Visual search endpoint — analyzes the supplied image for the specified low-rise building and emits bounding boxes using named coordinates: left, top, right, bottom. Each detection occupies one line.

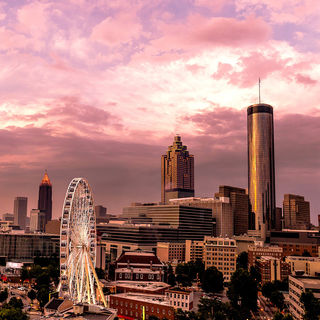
left=255, top=256, right=290, bottom=284
left=109, top=293, right=174, bottom=320
left=288, top=275, right=320, bottom=320
left=203, top=236, right=237, bottom=282
left=157, top=242, right=185, bottom=263
left=112, top=281, right=171, bottom=295
left=248, top=244, right=283, bottom=268
left=165, top=288, right=194, bottom=311
left=185, top=239, right=204, bottom=262
left=114, top=251, right=165, bottom=282
left=285, top=256, right=320, bottom=276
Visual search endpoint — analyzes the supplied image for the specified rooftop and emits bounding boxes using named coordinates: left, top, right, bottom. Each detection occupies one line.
left=113, top=281, right=170, bottom=291
left=111, top=292, right=170, bottom=306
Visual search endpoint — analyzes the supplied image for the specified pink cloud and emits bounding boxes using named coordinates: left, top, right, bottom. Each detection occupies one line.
left=295, top=73, right=317, bottom=85
left=0, top=27, right=30, bottom=50
left=91, top=12, right=143, bottom=46
left=16, top=1, right=50, bottom=39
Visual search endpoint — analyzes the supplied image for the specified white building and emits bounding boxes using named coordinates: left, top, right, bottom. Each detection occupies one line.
left=165, top=288, right=194, bottom=311
left=288, top=275, right=320, bottom=320
left=286, top=256, right=320, bottom=277
left=203, top=236, right=237, bottom=282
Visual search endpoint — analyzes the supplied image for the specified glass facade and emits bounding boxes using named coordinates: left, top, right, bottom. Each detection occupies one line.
left=247, top=104, right=275, bottom=240
left=0, top=233, right=59, bottom=262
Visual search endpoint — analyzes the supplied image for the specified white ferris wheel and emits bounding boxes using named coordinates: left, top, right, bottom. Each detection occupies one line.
left=59, top=177, right=106, bottom=306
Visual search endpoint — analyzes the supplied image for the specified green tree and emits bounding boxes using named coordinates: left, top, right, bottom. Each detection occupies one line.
left=8, top=297, right=24, bottom=309
left=0, top=288, right=8, bottom=303
left=300, top=290, right=320, bottom=320
left=166, top=265, right=176, bottom=287
left=249, top=265, right=261, bottom=283
left=270, top=290, right=284, bottom=310
left=175, top=261, right=205, bottom=284
left=27, top=289, right=37, bottom=303
left=0, top=306, right=28, bottom=320
left=201, top=267, right=224, bottom=293
left=227, top=268, right=258, bottom=319
left=198, top=297, right=228, bottom=320
left=36, top=287, right=50, bottom=308
left=262, top=282, right=275, bottom=299
left=236, top=252, right=248, bottom=270
left=95, top=268, right=106, bottom=279
left=273, top=312, right=294, bottom=320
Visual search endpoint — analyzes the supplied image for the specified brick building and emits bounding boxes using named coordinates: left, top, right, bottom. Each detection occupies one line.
left=248, top=244, right=283, bottom=268
left=157, top=242, right=185, bottom=263
left=255, top=256, right=290, bottom=284
left=109, top=293, right=174, bottom=320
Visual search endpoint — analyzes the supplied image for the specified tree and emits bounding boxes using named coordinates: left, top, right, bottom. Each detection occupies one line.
left=175, top=261, right=205, bottom=285
left=0, top=306, right=28, bottom=320
left=8, top=297, right=24, bottom=309
left=198, top=297, right=227, bottom=320
left=227, top=268, right=258, bottom=319
left=270, top=290, right=284, bottom=310
left=273, top=312, right=294, bottom=320
left=166, top=265, right=176, bottom=287
left=201, top=267, right=224, bottom=293
left=37, top=287, right=50, bottom=308
left=262, top=282, right=275, bottom=299
left=0, top=289, right=8, bottom=303
left=27, top=290, right=36, bottom=303
left=236, top=252, right=248, bottom=270
left=249, top=265, right=261, bottom=283
left=300, top=290, right=320, bottom=320
left=95, top=268, right=106, bottom=279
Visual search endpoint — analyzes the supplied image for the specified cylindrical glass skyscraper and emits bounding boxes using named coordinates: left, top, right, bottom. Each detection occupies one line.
left=247, top=103, right=275, bottom=240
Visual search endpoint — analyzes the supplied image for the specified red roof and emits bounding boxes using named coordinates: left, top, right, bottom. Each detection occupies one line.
left=116, top=251, right=162, bottom=266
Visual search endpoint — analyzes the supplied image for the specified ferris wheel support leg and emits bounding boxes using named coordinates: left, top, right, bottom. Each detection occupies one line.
left=87, top=249, right=108, bottom=308
left=84, top=254, right=91, bottom=305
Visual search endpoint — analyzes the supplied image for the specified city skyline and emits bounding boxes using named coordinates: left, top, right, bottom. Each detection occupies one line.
left=0, top=1, right=319, bottom=222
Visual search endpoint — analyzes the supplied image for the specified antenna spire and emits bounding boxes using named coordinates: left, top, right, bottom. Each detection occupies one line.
left=258, top=78, right=261, bottom=104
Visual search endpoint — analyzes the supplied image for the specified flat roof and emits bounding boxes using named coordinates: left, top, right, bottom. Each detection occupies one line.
left=111, top=293, right=170, bottom=306
left=113, top=281, right=170, bottom=291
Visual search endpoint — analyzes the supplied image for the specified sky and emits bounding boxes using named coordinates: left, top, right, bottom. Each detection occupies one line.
left=0, top=0, right=319, bottom=223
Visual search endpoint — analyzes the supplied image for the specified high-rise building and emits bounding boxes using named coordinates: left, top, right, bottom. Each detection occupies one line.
left=38, top=170, right=52, bottom=224
left=13, top=197, right=28, bottom=229
left=30, top=209, right=46, bottom=232
left=247, top=104, right=276, bottom=240
left=161, top=135, right=194, bottom=204
left=215, top=185, right=250, bottom=235
left=283, top=194, right=310, bottom=230
left=95, top=205, right=107, bottom=218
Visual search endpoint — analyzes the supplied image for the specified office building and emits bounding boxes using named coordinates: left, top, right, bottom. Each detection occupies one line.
left=248, top=244, right=283, bottom=268
left=45, top=219, right=60, bottom=234
left=38, top=170, right=52, bottom=224
left=95, top=205, right=107, bottom=218
left=0, top=231, right=59, bottom=262
left=255, top=256, right=290, bottom=284
left=110, top=293, right=174, bottom=320
left=2, top=213, right=14, bottom=222
left=203, top=236, right=237, bottom=282
left=122, top=203, right=213, bottom=240
left=270, top=230, right=320, bottom=257
left=215, top=185, right=250, bottom=235
left=13, top=197, right=28, bottom=229
left=247, top=104, right=276, bottom=240
left=161, top=135, right=194, bottom=204
left=185, top=239, right=204, bottom=262
left=30, top=209, right=46, bottom=232
left=288, top=275, right=320, bottom=320
left=283, top=194, right=310, bottom=230
left=285, top=256, right=320, bottom=277
left=157, top=242, right=185, bottom=263
left=169, top=197, right=232, bottom=237
left=275, top=207, right=283, bottom=231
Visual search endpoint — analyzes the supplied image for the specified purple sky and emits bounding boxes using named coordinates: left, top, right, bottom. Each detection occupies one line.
left=0, top=0, right=319, bottom=223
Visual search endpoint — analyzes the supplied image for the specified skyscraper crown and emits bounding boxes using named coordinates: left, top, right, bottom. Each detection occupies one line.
left=41, top=170, right=52, bottom=186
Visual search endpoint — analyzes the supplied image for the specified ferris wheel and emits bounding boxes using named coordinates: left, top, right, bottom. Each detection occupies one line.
left=59, top=177, right=106, bottom=307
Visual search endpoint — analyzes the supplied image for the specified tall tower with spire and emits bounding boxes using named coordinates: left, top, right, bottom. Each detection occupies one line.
left=38, top=170, right=52, bottom=225
left=161, top=135, right=194, bottom=204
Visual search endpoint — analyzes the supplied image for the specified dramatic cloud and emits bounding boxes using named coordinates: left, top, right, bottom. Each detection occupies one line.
left=0, top=1, right=319, bottom=224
